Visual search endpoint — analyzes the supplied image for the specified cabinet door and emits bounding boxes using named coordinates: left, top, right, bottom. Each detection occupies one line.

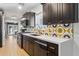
left=47, top=43, right=58, bottom=56
left=25, top=38, right=29, bottom=53
left=62, top=3, right=74, bottom=23
left=34, top=40, right=47, bottom=56
left=23, top=36, right=26, bottom=51
left=43, top=3, right=51, bottom=25
left=51, top=3, right=63, bottom=23
left=17, top=34, right=21, bottom=48
left=28, top=39, right=34, bottom=56
left=23, top=36, right=29, bottom=53
left=50, top=3, right=58, bottom=23
left=58, top=3, right=63, bottom=23
left=25, top=36, right=29, bottom=53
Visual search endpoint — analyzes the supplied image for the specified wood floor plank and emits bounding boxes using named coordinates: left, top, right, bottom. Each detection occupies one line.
left=0, top=36, right=29, bottom=56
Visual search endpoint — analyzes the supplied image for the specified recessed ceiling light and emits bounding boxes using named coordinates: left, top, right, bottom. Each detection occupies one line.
left=18, top=5, right=22, bottom=10
left=18, top=3, right=24, bottom=10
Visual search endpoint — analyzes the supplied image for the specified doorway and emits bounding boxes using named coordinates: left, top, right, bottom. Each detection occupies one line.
left=8, top=25, right=14, bottom=35
left=7, top=23, right=18, bottom=38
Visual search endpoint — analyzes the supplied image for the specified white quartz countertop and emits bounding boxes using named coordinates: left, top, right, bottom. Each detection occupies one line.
left=22, top=33, right=71, bottom=44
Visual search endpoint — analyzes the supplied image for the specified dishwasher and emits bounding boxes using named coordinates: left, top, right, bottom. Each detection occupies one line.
left=34, top=40, right=58, bottom=56
left=34, top=40, right=48, bottom=56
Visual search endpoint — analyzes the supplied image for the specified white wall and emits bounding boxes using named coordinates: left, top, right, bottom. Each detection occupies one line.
left=30, top=16, right=35, bottom=27
left=73, top=23, right=79, bottom=56
left=2, top=15, right=5, bottom=46
left=18, top=20, right=20, bottom=32
left=18, top=18, right=22, bottom=32
left=73, top=4, right=79, bottom=56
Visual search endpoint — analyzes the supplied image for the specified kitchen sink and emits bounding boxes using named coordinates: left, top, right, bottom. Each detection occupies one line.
left=24, top=31, right=33, bottom=33
left=31, top=33, right=40, bottom=36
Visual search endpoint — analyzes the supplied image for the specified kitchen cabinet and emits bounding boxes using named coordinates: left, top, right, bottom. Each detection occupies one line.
left=43, top=3, right=51, bottom=24
left=34, top=39, right=58, bottom=56
left=62, top=3, right=78, bottom=23
left=23, top=35, right=26, bottom=50
left=23, top=35, right=29, bottom=53
left=28, top=38, right=34, bottom=56
left=21, top=19, right=29, bottom=28
left=50, top=3, right=58, bottom=23
left=63, top=4, right=73, bottom=20
left=22, top=34, right=73, bottom=56
left=34, top=40, right=48, bottom=56
left=0, top=9, right=4, bottom=47
left=22, top=35, right=58, bottom=56
left=42, top=3, right=78, bottom=24
left=22, top=12, right=35, bottom=27
left=57, top=3, right=63, bottom=22
left=23, top=35, right=34, bottom=56
left=17, top=33, right=23, bottom=48
left=47, top=43, right=58, bottom=56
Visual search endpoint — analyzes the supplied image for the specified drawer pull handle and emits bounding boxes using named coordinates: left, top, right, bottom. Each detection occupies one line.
left=49, top=47, right=55, bottom=50
left=35, top=41, right=47, bottom=46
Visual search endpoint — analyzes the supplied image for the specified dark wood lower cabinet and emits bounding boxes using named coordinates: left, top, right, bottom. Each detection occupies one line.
left=34, top=40, right=47, bottom=56
left=28, top=39, right=34, bottom=56
left=23, top=35, right=34, bottom=56
left=23, top=35, right=29, bottom=54
left=47, top=51, right=56, bottom=56
left=22, top=35, right=58, bottom=56
left=47, top=43, right=58, bottom=56
left=17, top=33, right=23, bottom=48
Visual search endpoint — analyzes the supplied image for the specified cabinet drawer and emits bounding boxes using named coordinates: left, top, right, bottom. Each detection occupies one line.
left=47, top=51, right=56, bottom=56
left=47, top=43, right=58, bottom=53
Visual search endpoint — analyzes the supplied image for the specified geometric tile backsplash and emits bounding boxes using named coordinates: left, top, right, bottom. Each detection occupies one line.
left=33, top=24, right=73, bottom=39
left=51, top=24, right=73, bottom=39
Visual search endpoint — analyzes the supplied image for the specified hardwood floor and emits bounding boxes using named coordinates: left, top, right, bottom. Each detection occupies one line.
left=0, top=36, right=29, bottom=56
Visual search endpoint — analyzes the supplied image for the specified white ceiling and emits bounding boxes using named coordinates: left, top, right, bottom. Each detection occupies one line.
left=0, top=3, right=40, bottom=20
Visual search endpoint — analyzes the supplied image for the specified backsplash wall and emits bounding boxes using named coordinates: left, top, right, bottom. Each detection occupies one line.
left=33, top=24, right=73, bottom=39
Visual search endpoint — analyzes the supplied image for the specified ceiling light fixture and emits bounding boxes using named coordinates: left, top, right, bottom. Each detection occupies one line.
left=18, top=5, right=22, bottom=10
left=18, top=3, right=24, bottom=10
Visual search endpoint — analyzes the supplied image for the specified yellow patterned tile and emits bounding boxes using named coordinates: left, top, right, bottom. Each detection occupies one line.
left=70, top=28, right=73, bottom=34
left=33, top=24, right=72, bottom=39
left=56, top=27, right=64, bottom=35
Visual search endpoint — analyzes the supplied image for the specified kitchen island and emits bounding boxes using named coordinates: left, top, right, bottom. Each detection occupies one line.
left=17, top=32, right=73, bottom=56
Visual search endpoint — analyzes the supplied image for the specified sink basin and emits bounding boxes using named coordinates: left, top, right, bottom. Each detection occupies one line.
left=31, top=34, right=40, bottom=36
left=24, top=31, right=33, bottom=33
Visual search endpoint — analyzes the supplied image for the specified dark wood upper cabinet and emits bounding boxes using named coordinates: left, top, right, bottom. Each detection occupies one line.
left=50, top=3, right=58, bottom=23
left=49, top=3, right=63, bottom=23
left=62, top=3, right=74, bottom=23
left=43, top=3, right=51, bottom=25
left=58, top=3, right=63, bottom=22
left=63, top=4, right=72, bottom=19
left=22, top=12, right=35, bottom=27
left=42, top=3, right=78, bottom=24
left=62, top=3, right=78, bottom=23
